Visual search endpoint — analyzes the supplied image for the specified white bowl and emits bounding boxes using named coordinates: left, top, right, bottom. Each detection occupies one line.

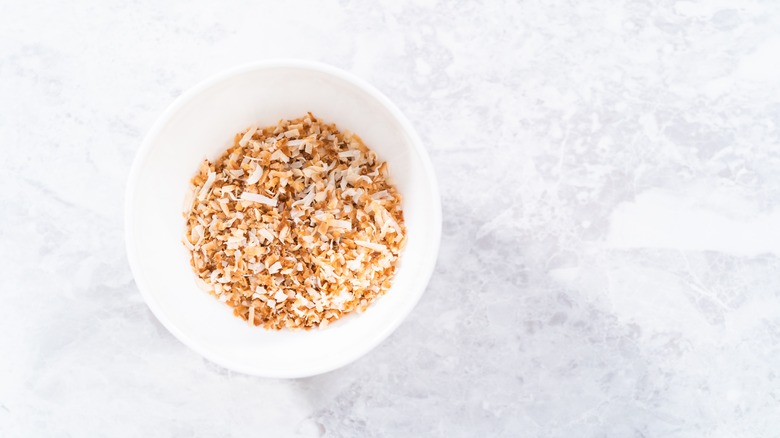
left=125, top=60, right=441, bottom=378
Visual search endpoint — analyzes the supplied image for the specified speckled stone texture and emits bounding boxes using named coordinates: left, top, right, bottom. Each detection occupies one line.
left=2, top=0, right=780, bottom=436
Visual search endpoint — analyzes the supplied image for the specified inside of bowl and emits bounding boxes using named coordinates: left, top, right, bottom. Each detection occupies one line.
left=127, top=64, right=440, bottom=377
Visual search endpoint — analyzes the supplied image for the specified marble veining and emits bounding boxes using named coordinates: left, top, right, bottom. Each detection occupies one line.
left=2, top=0, right=780, bottom=436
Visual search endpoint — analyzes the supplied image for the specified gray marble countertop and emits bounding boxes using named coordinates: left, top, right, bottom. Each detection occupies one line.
left=3, top=0, right=780, bottom=436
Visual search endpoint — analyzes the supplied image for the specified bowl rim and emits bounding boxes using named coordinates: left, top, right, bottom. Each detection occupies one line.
left=124, top=59, right=442, bottom=378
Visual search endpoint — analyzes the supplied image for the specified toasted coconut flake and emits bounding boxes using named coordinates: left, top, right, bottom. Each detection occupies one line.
left=245, top=165, right=264, bottom=185
left=338, top=150, right=361, bottom=159
left=270, top=149, right=290, bottom=163
left=329, top=219, right=352, bottom=230
left=274, top=290, right=288, bottom=302
left=248, top=306, right=255, bottom=326
left=268, top=261, right=283, bottom=274
left=240, top=191, right=276, bottom=206
left=257, top=227, right=275, bottom=242
left=182, top=234, right=195, bottom=250
left=279, top=226, right=289, bottom=242
left=354, top=240, right=387, bottom=252
left=239, top=126, right=258, bottom=147
left=371, top=190, right=391, bottom=200
left=302, top=189, right=316, bottom=206
left=198, top=171, right=216, bottom=201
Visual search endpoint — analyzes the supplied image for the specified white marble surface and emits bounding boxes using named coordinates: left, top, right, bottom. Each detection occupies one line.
left=2, top=0, right=780, bottom=436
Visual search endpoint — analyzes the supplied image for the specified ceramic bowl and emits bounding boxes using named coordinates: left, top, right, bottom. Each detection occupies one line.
left=125, top=60, right=441, bottom=378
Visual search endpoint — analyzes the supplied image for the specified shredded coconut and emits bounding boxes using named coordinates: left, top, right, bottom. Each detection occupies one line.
left=183, top=114, right=406, bottom=330
left=239, top=191, right=276, bottom=206
left=245, top=164, right=263, bottom=185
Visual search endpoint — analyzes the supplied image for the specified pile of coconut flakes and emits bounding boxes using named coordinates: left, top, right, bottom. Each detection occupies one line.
left=183, top=113, right=406, bottom=330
